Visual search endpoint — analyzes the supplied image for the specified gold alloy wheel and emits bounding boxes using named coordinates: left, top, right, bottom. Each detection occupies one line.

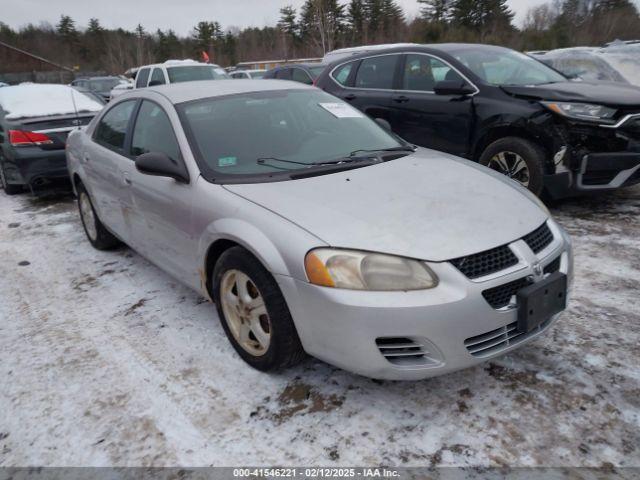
left=220, top=269, right=271, bottom=356
left=488, top=151, right=530, bottom=188
left=79, top=192, right=98, bottom=241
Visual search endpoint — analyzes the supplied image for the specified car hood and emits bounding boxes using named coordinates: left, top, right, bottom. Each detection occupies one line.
left=501, top=81, right=640, bottom=107
left=224, top=150, right=548, bottom=262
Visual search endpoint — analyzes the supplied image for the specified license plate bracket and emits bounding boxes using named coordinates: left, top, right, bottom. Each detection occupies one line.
left=517, top=272, right=567, bottom=333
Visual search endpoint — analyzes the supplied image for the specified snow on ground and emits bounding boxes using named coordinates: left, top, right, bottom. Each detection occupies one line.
left=0, top=187, right=639, bottom=468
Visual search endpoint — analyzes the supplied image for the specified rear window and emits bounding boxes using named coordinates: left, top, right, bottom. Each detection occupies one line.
left=94, top=100, right=136, bottom=151
left=167, top=66, right=228, bottom=83
left=136, top=68, right=150, bottom=88
left=309, top=66, right=326, bottom=77
left=331, top=62, right=354, bottom=86
left=89, top=79, right=121, bottom=92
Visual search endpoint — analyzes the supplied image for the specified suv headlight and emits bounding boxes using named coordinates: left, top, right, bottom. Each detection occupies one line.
left=304, top=248, right=438, bottom=291
left=541, top=101, right=617, bottom=122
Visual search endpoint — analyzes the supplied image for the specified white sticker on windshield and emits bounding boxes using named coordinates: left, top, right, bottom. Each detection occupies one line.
left=319, top=102, right=364, bottom=118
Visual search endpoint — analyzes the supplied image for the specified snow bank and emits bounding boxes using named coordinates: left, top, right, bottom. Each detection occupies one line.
left=0, top=83, right=104, bottom=120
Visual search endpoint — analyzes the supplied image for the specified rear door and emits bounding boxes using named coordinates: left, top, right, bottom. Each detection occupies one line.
left=127, top=99, right=197, bottom=283
left=335, top=54, right=401, bottom=123
left=390, top=53, right=474, bottom=157
left=85, top=100, right=138, bottom=239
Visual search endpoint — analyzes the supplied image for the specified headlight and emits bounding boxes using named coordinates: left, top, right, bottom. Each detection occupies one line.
left=304, top=248, right=438, bottom=291
left=541, top=102, right=617, bottom=122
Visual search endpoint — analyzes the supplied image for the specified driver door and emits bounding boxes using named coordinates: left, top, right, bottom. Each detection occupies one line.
left=389, top=54, right=474, bottom=157
left=127, top=99, right=198, bottom=285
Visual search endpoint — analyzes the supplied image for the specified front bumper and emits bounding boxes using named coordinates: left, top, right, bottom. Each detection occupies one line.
left=546, top=152, right=640, bottom=198
left=278, top=220, right=573, bottom=380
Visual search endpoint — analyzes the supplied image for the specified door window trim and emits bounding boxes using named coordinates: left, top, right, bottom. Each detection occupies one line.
left=397, top=52, right=480, bottom=96
left=329, top=52, right=480, bottom=96
left=329, top=53, right=402, bottom=92
left=91, top=98, right=140, bottom=155
left=128, top=98, right=190, bottom=182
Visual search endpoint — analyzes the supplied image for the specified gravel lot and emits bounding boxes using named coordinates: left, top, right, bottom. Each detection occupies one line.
left=0, top=187, right=639, bottom=468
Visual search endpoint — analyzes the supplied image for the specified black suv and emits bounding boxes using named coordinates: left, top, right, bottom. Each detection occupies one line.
left=316, top=43, right=640, bottom=198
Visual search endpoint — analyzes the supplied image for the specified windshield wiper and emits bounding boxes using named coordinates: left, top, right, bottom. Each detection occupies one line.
left=256, top=157, right=306, bottom=170
left=311, top=146, right=416, bottom=166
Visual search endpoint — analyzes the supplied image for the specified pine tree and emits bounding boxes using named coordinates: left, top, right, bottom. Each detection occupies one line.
left=87, top=18, right=104, bottom=36
left=300, top=0, right=345, bottom=54
left=347, top=0, right=366, bottom=44
left=418, top=0, right=451, bottom=23
left=57, top=15, right=78, bottom=43
left=380, top=0, right=404, bottom=38
left=278, top=6, right=299, bottom=58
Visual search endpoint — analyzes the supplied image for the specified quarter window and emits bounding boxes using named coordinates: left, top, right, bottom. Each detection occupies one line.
left=131, top=101, right=181, bottom=162
left=403, top=54, right=464, bottom=91
left=355, top=55, right=398, bottom=90
left=332, top=62, right=354, bottom=86
left=291, top=68, right=313, bottom=85
left=94, top=100, right=136, bottom=151
left=135, top=68, right=150, bottom=88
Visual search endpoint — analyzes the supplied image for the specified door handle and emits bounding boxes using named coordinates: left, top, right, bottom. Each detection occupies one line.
left=82, top=154, right=90, bottom=163
left=393, top=95, right=410, bottom=103
left=122, top=172, right=132, bottom=186
left=344, top=93, right=357, bottom=101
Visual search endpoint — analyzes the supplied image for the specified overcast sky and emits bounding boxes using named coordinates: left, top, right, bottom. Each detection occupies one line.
left=5, top=0, right=568, bottom=35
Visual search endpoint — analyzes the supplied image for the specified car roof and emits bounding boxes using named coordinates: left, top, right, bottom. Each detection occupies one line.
left=126, top=79, right=313, bottom=104
left=138, top=61, right=222, bottom=69
left=278, top=63, right=326, bottom=69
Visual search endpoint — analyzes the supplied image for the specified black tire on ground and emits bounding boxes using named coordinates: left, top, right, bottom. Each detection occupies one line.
left=0, top=162, right=23, bottom=195
left=76, top=181, right=121, bottom=250
left=479, top=137, right=546, bottom=196
left=212, top=246, right=306, bottom=372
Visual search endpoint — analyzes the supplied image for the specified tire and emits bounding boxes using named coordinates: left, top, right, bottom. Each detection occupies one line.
left=76, top=182, right=120, bottom=250
left=0, top=162, right=23, bottom=195
left=212, top=246, right=305, bottom=372
left=479, top=137, right=546, bottom=196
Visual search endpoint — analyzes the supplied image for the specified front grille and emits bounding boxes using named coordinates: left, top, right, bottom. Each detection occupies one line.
left=450, top=245, right=518, bottom=279
left=544, top=256, right=561, bottom=274
left=482, top=277, right=532, bottom=309
left=522, top=222, right=554, bottom=253
left=376, top=337, right=432, bottom=366
left=464, top=318, right=552, bottom=357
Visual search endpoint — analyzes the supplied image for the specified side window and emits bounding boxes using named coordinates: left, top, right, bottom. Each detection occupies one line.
left=355, top=55, right=398, bottom=90
left=94, top=100, right=137, bottom=151
left=149, top=68, right=166, bottom=86
left=275, top=68, right=291, bottom=80
left=331, top=62, right=354, bottom=86
left=291, top=68, right=313, bottom=85
left=403, top=54, right=464, bottom=91
left=131, top=101, right=181, bottom=162
left=135, top=68, right=150, bottom=88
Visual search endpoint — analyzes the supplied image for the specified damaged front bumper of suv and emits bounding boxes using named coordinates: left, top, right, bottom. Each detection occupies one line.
left=545, top=113, right=640, bottom=198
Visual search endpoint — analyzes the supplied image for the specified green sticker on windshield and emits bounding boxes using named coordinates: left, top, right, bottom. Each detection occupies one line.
left=218, top=156, right=237, bottom=167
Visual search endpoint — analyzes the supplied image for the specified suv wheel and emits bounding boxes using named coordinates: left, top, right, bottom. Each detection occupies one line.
left=479, top=137, right=545, bottom=196
left=212, top=246, right=305, bottom=371
left=77, top=182, right=120, bottom=250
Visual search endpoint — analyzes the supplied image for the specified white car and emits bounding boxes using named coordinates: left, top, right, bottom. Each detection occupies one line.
left=230, top=69, right=267, bottom=79
left=133, top=60, right=229, bottom=89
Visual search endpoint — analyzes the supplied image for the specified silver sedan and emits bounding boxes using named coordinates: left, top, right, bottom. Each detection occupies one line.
left=66, top=80, right=573, bottom=380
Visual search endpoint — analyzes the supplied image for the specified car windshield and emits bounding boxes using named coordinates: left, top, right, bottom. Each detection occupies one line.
left=178, top=89, right=404, bottom=181
left=89, top=78, right=121, bottom=92
left=453, top=47, right=567, bottom=86
left=167, top=65, right=228, bottom=83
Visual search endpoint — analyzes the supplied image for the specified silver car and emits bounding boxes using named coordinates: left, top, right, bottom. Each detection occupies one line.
left=66, top=80, right=573, bottom=380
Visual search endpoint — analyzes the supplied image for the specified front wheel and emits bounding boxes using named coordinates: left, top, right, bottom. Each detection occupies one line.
left=212, top=246, right=305, bottom=371
left=479, top=137, right=546, bottom=196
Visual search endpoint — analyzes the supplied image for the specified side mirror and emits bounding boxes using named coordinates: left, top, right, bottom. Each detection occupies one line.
left=374, top=118, right=392, bottom=131
left=434, top=80, right=476, bottom=96
left=135, top=152, right=189, bottom=183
